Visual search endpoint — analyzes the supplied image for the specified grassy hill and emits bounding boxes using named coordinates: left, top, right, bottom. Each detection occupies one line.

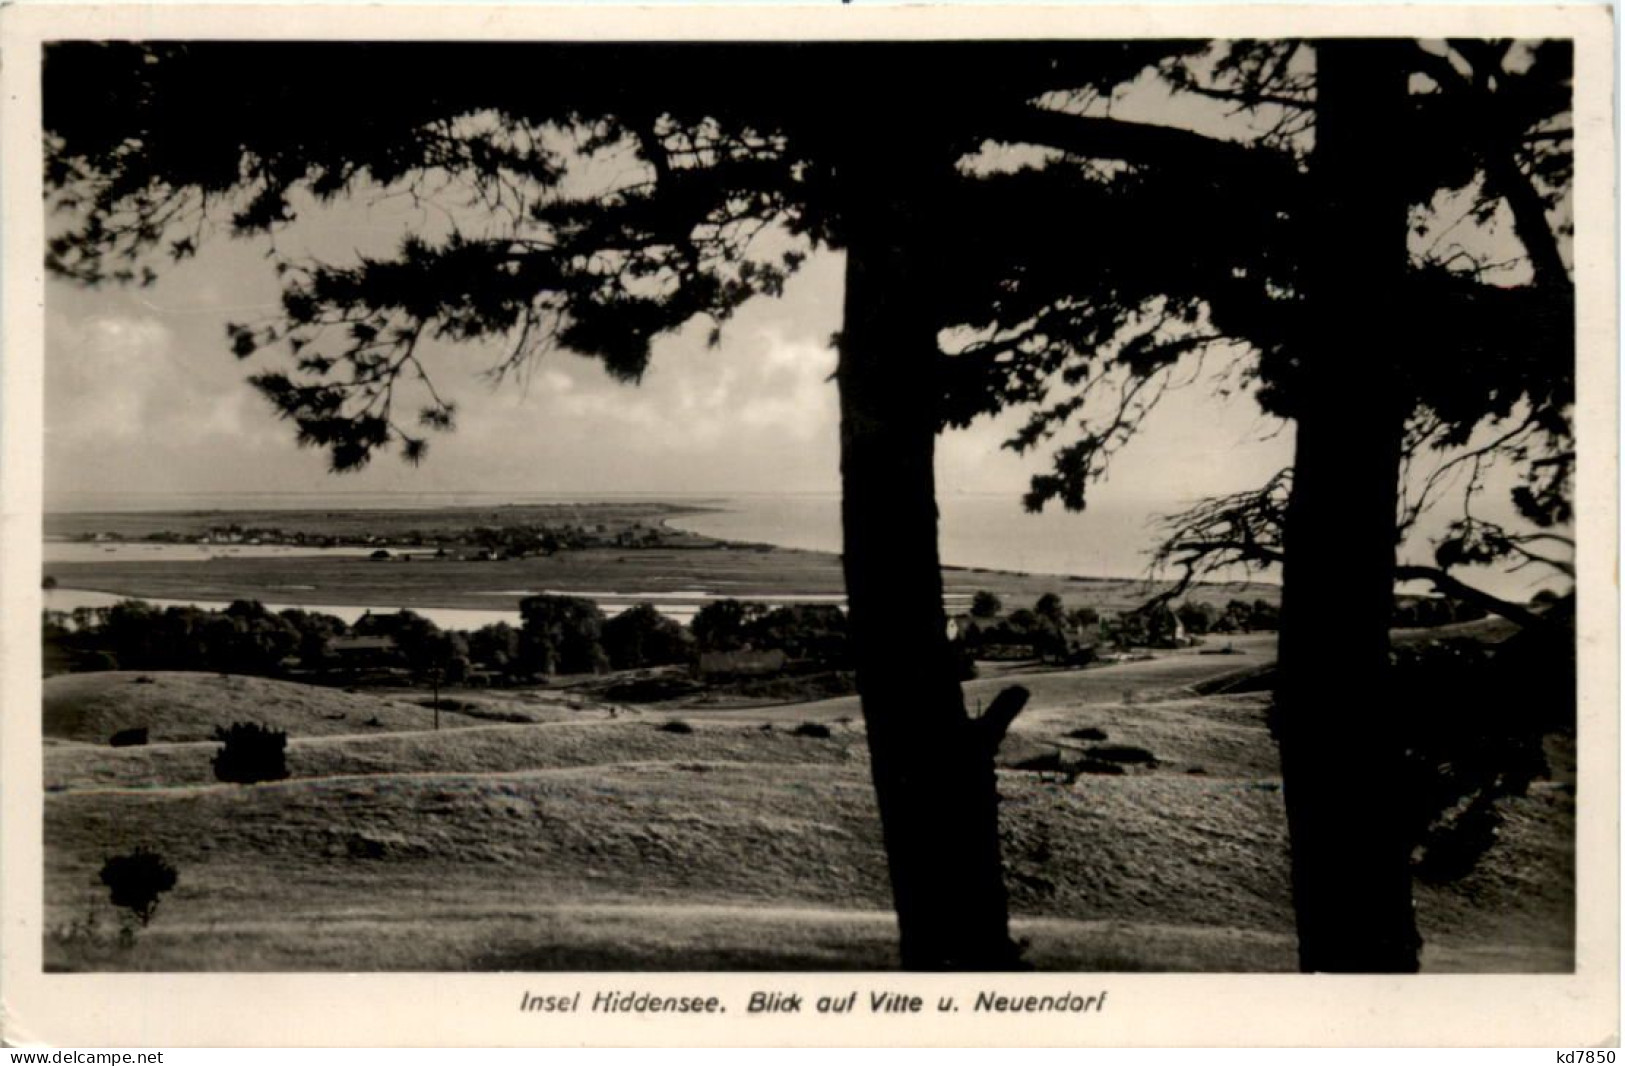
left=42, top=640, right=1573, bottom=973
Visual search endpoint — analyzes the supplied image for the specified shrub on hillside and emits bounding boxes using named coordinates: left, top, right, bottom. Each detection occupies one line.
left=657, top=720, right=694, bottom=734
left=99, top=846, right=178, bottom=928
left=1086, top=744, right=1158, bottom=766
left=109, top=727, right=149, bottom=748
left=211, top=722, right=289, bottom=784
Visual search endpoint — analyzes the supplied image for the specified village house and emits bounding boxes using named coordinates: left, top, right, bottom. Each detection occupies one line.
left=328, top=634, right=400, bottom=670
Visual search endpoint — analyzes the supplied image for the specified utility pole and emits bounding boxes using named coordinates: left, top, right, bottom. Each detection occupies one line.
left=429, top=666, right=442, bottom=731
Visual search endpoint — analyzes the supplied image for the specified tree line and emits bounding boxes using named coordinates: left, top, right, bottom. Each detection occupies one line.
left=47, top=586, right=1324, bottom=681
left=42, top=595, right=856, bottom=682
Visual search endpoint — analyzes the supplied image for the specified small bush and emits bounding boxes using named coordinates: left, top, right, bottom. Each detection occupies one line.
left=1065, top=726, right=1108, bottom=741
left=132, top=675, right=156, bottom=685
left=109, top=727, right=149, bottom=748
left=211, top=722, right=289, bottom=784
left=657, top=720, right=694, bottom=734
left=791, top=722, right=832, bottom=739
left=418, top=697, right=479, bottom=712
left=99, top=847, right=177, bottom=928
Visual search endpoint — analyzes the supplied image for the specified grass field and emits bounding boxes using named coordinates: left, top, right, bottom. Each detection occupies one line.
left=42, top=634, right=1574, bottom=973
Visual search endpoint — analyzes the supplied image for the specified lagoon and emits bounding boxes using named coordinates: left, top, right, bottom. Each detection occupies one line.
left=43, top=586, right=976, bottom=630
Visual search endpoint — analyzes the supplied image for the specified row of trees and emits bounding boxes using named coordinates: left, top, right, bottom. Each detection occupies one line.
left=44, top=37, right=1575, bottom=971
left=45, top=600, right=322, bottom=675
left=968, top=589, right=1285, bottom=646
left=51, top=582, right=1462, bottom=679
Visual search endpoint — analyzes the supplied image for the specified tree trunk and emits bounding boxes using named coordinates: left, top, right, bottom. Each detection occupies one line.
left=833, top=109, right=1022, bottom=971
left=1275, top=40, right=1421, bottom=972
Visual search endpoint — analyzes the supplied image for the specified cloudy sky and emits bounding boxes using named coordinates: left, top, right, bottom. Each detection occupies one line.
left=43, top=200, right=1294, bottom=512
left=39, top=41, right=1557, bottom=601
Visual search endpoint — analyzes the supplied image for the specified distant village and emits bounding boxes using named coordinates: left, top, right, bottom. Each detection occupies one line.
left=948, top=590, right=1280, bottom=668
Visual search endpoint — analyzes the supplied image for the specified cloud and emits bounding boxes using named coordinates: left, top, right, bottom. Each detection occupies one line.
left=732, top=329, right=838, bottom=437
left=503, top=320, right=838, bottom=459
left=43, top=227, right=1288, bottom=510
left=47, top=311, right=178, bottom=440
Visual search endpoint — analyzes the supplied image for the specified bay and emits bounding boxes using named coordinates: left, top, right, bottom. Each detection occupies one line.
left=47, top=488, right=1185, bottom=582
left=667, top=492, right=1183, bottom=583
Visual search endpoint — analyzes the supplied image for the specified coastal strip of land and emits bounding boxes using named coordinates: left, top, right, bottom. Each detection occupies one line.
left=44, top=504, right=1280, bottom=616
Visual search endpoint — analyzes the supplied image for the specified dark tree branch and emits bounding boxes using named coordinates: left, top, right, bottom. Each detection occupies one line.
left=1145, top=468, right=1292, bottom=601
left=1404, top=41, right=1571, bottom=289
left=1393, top=564, right=1548, bottom=630
left=1167, top=82, right=1312, bottom=112
left=972, top=685, right=1031, bottom=755
left=989, top=106, right=1302, bottom=191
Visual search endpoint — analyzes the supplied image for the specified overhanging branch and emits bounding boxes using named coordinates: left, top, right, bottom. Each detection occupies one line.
left=988, top=106, right=1302, bottom=195
left=1393, top=564, right=1548, bottom=631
